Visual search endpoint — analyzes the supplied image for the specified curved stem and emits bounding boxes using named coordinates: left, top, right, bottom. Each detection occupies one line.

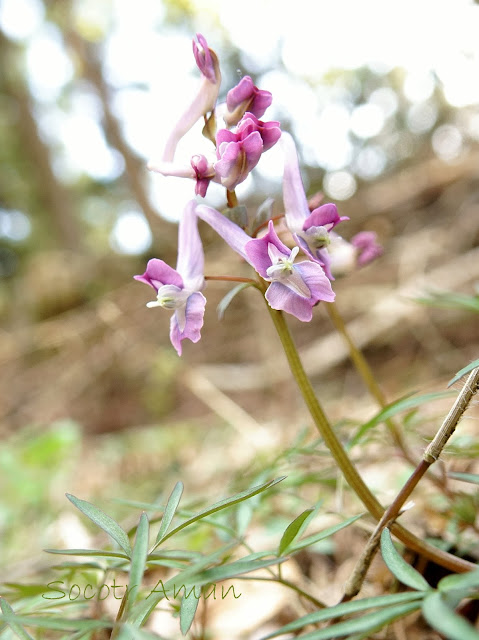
left=265, top=301, right=475, bottom=573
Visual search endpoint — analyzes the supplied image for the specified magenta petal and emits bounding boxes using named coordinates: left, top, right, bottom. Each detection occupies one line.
left=226, top=76, right=255, bottom=110
left=215, top=131, right=262, bottom=190
left=245, top=220, right=290, bottom=277
left=294, top=261, right=335, bottom=302
left=304, top=203, right=348, bottom=231
left=192, top=33, right=216, bottom=83
left=216, top=128, right=238, bottom=149
left=265, top=282, right=314, bottom=322
left=134, top=258, right=184, bottom=292
left=169, top=291, right=206, bottom=355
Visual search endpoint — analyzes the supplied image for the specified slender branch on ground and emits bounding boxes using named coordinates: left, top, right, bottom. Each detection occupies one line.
left=342, top=366, right=479, bottom=600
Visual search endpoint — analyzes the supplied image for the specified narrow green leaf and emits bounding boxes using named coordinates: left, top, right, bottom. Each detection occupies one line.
left=0, top=598, right=35, bottom=640
left=423, top=591, right=479, bottom=640
left=66, top=494, right=132, bottom=557
left=125, top=512, right=149, bottom=615
left=448, top=360, right=479, bottom=387
left=192, top=556, right=287, bottom=585
left=131, top=542, right=238, bottom=625
left=349, top=391, right=455, bottom=448
left=264, top=591, right=425, bottom=638
left=279, top=508, right=314, bottom=555
left=380, top=529, right=430, bottom=591
left=448, top=471, right=479, bottom=485
left=153, top=477, right=286, bottom=549
left=289, top=513, right=364, bottom=554
left=117, top=624, right=166, bottom=639
left=0, top=613, right=107, bottom=632
left=179, top=593, right=200, bottom=635
left=415, top=291, right=479, bottom=313
left=44, top=548, right=129, bottom=560
left=217, top=283, right=254, bottom=320
left=280, top=602, right=421, bottom=640
left=438, top=569, right=479, bottom=595
left=155, top=482, right=184, bottom=544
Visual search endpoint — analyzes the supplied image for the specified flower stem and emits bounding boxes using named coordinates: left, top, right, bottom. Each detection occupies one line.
left=265, top=301, right=475, bottom=573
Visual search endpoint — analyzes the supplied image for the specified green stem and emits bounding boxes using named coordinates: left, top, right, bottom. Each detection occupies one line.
left=265, top=302, right=475, bottom=573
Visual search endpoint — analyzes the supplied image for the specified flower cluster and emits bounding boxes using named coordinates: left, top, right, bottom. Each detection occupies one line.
left=136, top=35, right=381, bottom=355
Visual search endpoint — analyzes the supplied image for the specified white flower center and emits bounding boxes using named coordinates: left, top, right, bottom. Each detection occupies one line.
left=303, top=225, right=330, bottom=250
left=265, top=244, right=310, bottom=298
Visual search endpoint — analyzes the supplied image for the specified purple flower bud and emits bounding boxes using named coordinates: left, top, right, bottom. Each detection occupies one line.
left=191, top=154, right=216, bottom=197
left=225, top=76, right=273, bottom=126
left=214, top=114, right=281, bottom=190
left=192, top=33, right=217, bottom=83
left=215, top=130, right=263, bottom=190
left=236, top=112, right=281, bottom=152
left=351, top=231, right=383, bottom=266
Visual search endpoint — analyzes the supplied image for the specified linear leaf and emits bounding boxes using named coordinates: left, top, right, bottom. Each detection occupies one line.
left=438, top=569, right=479, bottom=595
left=0, top=614, right=107, bottom=632
left=131, top=542, right=238, bottom=625
left=125, top=512, right=149, bottom=616
left=0, top=598, right=35, bottom=640
left=279, top=508, right=314, bottom=555
left=217, top=283, right=254, bottom=320
left=44, top=548, right=129, bottom=560
left=380, top=529, right=430, bottom=591
left=153, top=477, right=286, bottom=549
left=155, top=482, right=184, bottom=544
left=349, top=391, right=454, bottom=448
left=180, top=593, right=200, bottom=635
left=289, top=513, right=364, bottom=554
left=448, top=361, right=479, bottom=387
left=66, top=494, right=131, bottom=557
left=423, top=591, right=479, bottom=640
left=192, top=556, right=287, bottom=585
left=264, top=591, right=425, bottom=638
left=448, top=471, right=479, bottom=486
left=282, top=602, right=420, bottom=640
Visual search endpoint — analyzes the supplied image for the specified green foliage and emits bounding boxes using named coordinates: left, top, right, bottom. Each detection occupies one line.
left=380, top=529, right=431, bottom=591
left=349, top=391, right=455, bottom=447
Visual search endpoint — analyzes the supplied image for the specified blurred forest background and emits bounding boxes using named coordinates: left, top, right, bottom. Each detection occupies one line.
left=1, top=0, right=479, bottom=629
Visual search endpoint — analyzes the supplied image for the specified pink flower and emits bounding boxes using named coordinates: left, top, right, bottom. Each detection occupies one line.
left=225, top=76, right=272, bottom=126
left=134, top=202, right=206, bottom=355
left=215, top=113, right=281, bottom=190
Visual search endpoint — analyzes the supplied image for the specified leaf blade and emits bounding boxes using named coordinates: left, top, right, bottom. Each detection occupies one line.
left=66, top=494, right=131, bottom=557
left=423, top=591, right=479, bottom=640
left=380, top=529, right=430, bottom=591
left=155, top=482, right=184, bottom=544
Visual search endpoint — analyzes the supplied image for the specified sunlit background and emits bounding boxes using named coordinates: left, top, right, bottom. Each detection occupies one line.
left=1, top=0, right=479, bottom=257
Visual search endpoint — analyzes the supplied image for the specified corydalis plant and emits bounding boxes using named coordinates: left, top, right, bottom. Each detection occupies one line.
left=137, top=34, right=381, bottom=348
